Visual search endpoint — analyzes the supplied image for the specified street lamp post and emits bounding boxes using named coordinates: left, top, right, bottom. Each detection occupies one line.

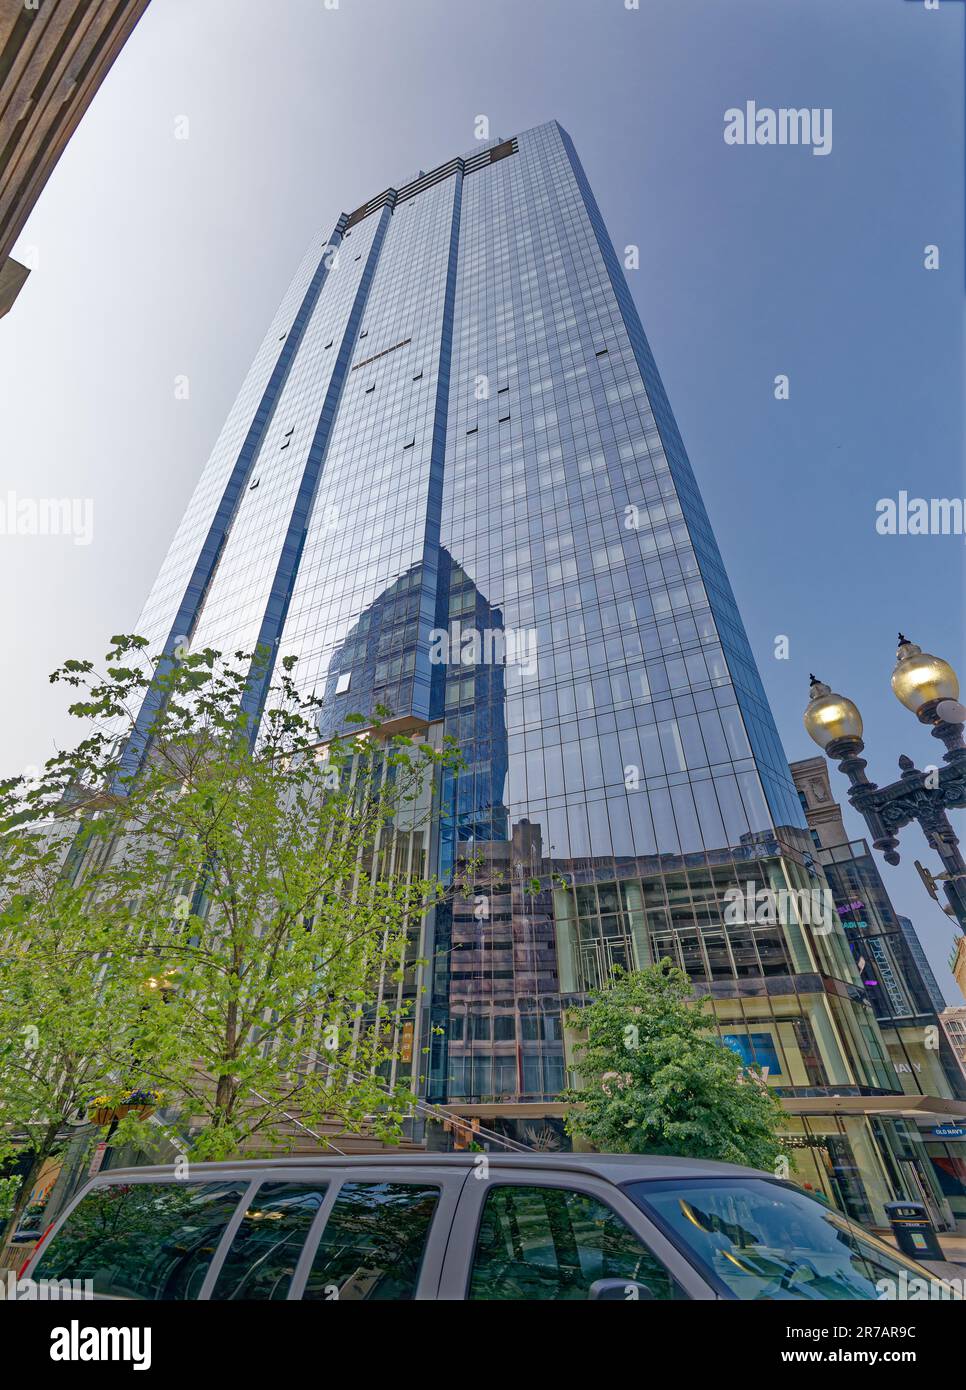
left=803, top=635, right=966, bottom=932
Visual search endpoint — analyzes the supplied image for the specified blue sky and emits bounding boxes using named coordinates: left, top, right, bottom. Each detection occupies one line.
left=0, top=0, right=962, bottom=993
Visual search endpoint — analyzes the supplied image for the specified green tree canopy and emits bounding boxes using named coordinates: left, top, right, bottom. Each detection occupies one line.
left=0, top=635, right=461, bottom=1222
left=564, top=960, right=788, bottom=1172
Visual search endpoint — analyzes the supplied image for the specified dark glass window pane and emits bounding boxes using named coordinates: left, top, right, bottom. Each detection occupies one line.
left=210, top=1183, right=328, bottom=1301
left=468, top=1185, right=687, bottom=1301
left=303, top=1182, right=439, bottom=1301
left=33, top=1182, right=246, bottom=1299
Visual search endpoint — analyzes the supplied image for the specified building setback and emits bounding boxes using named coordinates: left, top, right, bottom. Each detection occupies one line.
left=125, top=120, right=961, bottom=1226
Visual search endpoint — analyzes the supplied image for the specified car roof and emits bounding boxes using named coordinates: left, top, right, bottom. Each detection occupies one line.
left=93, top=1151, right=769, bottom=1184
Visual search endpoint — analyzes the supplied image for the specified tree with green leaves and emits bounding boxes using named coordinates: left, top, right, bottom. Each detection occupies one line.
left=0, top=635, right=460, bottom=1217
left=0, top=816, right=152, bottom=1241
left=563, top=960, right=788, bottom=1172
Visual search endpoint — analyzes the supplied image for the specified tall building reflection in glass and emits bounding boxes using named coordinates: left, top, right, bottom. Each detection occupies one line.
left=128, top=122, right=955, bottom=1224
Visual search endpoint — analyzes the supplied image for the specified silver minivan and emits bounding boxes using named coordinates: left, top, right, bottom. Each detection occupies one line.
left=19, top=1152, right=949, bottom=1301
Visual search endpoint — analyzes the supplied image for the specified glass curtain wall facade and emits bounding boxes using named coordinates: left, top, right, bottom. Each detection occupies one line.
left=817, top=838, right=964, bottom=1100
left=128, top=121, right=921, bottom=1224
left=814, top=840, right=966, bottom=1228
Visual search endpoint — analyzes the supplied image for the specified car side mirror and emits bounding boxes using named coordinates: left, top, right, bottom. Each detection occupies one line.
left=588, top=1278, right=654, bottom=1301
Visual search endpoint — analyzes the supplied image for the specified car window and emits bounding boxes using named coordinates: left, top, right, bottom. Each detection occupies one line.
left=302, top=1182, right=440, bottom=1301
left=468, top=1184, right=687, bottom=1300
left=209, top=1182, right=328, bottom=1300
left=32, top=1182, right=247, bottom=1299
left=626, top=1178, right=944, bottom=1301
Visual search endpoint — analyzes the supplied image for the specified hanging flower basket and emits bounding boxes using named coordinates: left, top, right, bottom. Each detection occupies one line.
left=116, top=1090, right=163, bottom=1121
left=87, top=1090, right=163, bottom=1125
left=88, top=1097, right=116, bottom=1126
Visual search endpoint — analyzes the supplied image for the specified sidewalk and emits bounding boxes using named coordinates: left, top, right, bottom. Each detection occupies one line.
left=875, top=1227, right=966, bottom=1283
left=933, top=1231, right=966, bottom=1266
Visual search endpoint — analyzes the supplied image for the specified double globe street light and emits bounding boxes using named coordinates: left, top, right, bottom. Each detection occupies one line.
left=803, top=635, right=966, bottom=931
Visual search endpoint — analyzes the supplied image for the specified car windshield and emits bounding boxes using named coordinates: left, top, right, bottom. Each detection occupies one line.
left=625, top=1178, right=955, bottom=1301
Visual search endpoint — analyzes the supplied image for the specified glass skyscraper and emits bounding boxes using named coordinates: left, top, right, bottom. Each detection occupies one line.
left=129, top=121, right=944, bottom=1225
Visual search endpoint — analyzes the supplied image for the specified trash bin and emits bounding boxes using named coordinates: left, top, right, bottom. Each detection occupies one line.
left=883, top=1201, right=945, bottom=1261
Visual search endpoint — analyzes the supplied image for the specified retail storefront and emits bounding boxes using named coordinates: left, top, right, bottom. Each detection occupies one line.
left=435, top=1094, right=966, bottom=1234
left=783, top=1096, right=966, bottom=1233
